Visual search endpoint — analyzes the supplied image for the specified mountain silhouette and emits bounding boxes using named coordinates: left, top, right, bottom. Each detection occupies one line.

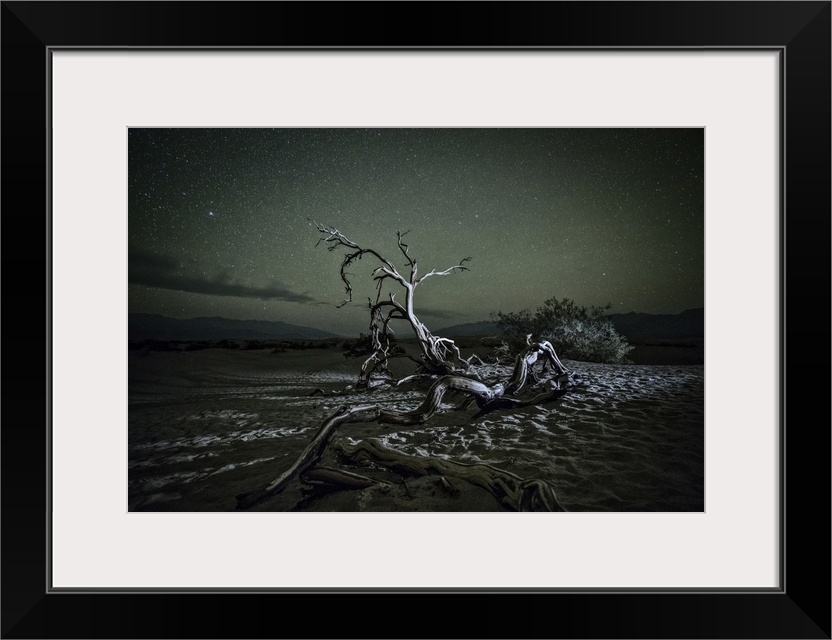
left=435, top=308, right=704, bottom=340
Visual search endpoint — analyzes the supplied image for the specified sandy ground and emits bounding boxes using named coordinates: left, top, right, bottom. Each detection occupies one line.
left=128, top=346, right=704, bottom=512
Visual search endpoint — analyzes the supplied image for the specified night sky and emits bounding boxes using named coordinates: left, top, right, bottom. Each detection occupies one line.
left=128, top=128, right=703, bottom=336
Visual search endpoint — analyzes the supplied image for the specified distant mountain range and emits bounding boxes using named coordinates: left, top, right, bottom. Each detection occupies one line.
left=436, top=308, right=704, bottom=340
left=605, top=308, right=704, bottom=340
left=130, top=308, right=704, bottom=342
left=129, top=314, right=341, bottom=341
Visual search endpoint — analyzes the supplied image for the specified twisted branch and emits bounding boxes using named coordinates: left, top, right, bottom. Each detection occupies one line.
left=236, top=340, right=570, bottom=510
left=340, top=439, right=565, bottom=511
left=311, top=220, right=407, bottom=307
left=312, top=221, right=476, bottom=381
left=414, top=256, right=472, bottom=285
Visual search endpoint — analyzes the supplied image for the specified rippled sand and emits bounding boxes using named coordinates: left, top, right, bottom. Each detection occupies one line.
left=129, top=348, right=704, bottom=512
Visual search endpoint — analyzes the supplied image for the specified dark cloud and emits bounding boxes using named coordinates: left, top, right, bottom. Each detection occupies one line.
left=129, top=250, right=317, bottom=303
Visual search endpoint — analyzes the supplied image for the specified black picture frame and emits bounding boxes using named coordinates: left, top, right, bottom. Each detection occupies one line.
left=2, top=2, right=829, bottom=638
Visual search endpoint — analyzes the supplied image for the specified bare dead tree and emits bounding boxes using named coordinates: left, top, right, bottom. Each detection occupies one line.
left=312, top=221, right=477, bottom=388
left=236, top=339, right=572, bottom=512
left=231, top=225, right=578, bottom=511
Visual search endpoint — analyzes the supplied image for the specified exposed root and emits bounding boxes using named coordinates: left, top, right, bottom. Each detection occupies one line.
left=395, top=373, right=441, bottom=387
left=308, top=387, right=355, bottom=397
left=438, top=476, right=459, bottom=495
left=340, top=439, right=565, bottom=512
left=300, top=466, right=390, bottom=493
left=473, top=379, right=570, bottom=418
left=236, top=340, right=572, bottom=511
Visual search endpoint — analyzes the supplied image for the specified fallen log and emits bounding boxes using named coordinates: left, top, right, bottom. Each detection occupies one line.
left=235, top=340, right=571, bottom=511
left=301, top=466, right=389, bottom=490
left=340, top=439, right=566, bottom=512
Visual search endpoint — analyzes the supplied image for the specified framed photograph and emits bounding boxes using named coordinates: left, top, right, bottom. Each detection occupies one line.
left=3, top=2, right=829, bottom=638
left=124, top=125, right=706, bottom=517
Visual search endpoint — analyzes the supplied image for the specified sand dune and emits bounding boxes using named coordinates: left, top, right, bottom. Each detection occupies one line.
left=128, top=347, right=704, bottom=512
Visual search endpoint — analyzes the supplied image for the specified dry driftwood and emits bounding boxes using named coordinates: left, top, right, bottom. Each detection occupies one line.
left=300, top=466, right=389, bottom=490
left=235, top=339, right=571, bottom=511
left=340, top=439, right=565, bottom=511
left=296, top=466, right=393, bottom=503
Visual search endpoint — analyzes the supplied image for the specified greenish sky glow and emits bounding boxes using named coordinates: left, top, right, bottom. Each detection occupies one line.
left=129, top=128, right=704, bottom=336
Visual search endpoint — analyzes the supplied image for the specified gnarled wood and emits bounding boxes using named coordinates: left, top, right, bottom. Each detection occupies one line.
left=235, top=340, right=571, bottom=510
left=301, top=466, right=390, bottom=490
left=340, top=439, right=565, bottom=512
left=311, top=221, right=476, bottom=387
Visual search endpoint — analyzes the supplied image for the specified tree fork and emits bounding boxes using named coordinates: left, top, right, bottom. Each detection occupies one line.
left=311, top=221, right=474, bottom=383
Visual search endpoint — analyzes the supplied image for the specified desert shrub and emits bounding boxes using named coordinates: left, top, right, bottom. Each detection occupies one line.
left=491, top=297, right=633, bottom=364
left=132, top=339, right=179, bottom=352
left=240, top=340, right=270, bottom=350
left=182, top=341, right=210, bottom=351
left=284, top=341, right=313, bottom=350
left=211, top=339, right=240, bottom=350
left=488, top=340, right=516, bottom=365
left=343, top=333, right=405, bottom=360
left=343, top=333, right=373, bottom=359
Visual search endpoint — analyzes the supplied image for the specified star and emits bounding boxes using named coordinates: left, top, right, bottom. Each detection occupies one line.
left=128, top=128, right=703, bottom=332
